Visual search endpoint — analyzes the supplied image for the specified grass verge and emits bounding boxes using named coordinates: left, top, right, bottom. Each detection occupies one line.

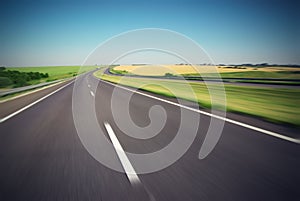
left=94, top=70, right=300, bottom=127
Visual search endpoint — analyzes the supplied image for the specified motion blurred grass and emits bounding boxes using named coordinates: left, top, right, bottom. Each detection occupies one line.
left=95, top=70, right=300, bottom=127
left=182, top=71, right=300, bottom=79
left=217, top=71, right=299, bottom=79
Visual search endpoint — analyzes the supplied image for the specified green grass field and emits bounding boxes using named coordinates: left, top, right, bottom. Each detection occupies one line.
left=95, top=70, right=300, bottom=127
left=182, top=71, right=300, bottom=79
left=8, top=66, right=96, bottom=80
left=4, top=66, right=97, bottom=86
left=0, top=65, right=99, bottom=101
left=0, top=66, right=97, bottom=90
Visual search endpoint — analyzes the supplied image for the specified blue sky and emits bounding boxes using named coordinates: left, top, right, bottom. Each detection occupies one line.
left=0, top=0, right=299, bottom=66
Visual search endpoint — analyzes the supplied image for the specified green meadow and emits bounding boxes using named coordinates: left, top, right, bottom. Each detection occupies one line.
left=1, top=66, right=97, bottom=88
left=95, top=70, right=300, bottom=127
left=8, top=66, right=96, bottom=81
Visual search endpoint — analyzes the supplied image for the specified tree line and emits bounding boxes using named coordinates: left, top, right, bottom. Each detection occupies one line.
left=0, top=67, right=49, bottom=88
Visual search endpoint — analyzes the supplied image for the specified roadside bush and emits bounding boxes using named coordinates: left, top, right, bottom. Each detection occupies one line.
left=0, top=77, right=12, bottom=87
left=164, top=73, right=176, bottom=77
left=0, top=70, right=49, bottom=88
left=13, top=77, right=28, bottom=87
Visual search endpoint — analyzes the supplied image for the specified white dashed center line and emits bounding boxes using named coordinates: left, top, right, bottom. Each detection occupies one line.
left=90, top=91, right=95, bottom=97
left=104, top=122, right=141, bottom=185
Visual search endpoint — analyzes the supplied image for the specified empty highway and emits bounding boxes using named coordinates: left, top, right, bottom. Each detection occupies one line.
left=0, top=71, right=299, bottom=201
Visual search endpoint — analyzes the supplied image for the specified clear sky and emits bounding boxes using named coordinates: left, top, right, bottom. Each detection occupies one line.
left=0, top=0, right=299, bottom=66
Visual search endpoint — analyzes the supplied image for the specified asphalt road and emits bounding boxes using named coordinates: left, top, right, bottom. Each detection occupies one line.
left=0, top=71, right=299, bottom=201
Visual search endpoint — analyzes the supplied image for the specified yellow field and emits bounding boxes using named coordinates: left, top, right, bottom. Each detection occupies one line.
left=114, top=65, right=300, bottom=76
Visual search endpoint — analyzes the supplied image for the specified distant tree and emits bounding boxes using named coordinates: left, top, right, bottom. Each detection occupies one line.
left=242, top=63, right=253, bottom=67
left=260, top=63, right=268, bottom=66
left=0, top=77, right=12, bottom=87
left=165, top=73, right=175, bottom=77
left=34, top=72, right=41, bottom=79
left=14, top=77, right=27, bottom=87
left=0, top=69, right=49, bottom=88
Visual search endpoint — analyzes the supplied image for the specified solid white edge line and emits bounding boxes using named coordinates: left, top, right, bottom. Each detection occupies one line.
left=97, top=78, right=299, bottom=144
left=104, top=122, right=141, bottom=184
left=0, top=80, right=74, bottom=123
left=90, top=91, right=95, bottom=97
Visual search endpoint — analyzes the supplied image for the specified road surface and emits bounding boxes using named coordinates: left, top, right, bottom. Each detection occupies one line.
left=0, top=71, right=299, bottom=201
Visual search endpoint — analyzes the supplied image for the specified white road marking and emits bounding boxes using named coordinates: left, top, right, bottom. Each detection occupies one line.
left=98, top=79, right=300, bottom=144
left=90, top=91, right=95, bottom=97
left=0, top=81, right=74, bottom=123
left=88, top=84, right=91, bottom=88
left=104, top=122, right=141, bottom=184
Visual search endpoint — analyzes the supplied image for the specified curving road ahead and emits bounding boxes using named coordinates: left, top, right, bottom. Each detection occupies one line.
left=0, top=71, right=299, bottom=201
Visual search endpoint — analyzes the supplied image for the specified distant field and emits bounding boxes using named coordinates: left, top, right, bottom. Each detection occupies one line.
left=8, top=66, right=96, bottom=80
left=113, top=65, right=300, bottom=79
left=95, top=69, right=300, bottom=127
left=0, top=65, right=98, bottom=90
left=114, top=65, right=223, bottom=76
left=216, top=71, right=300, bottom=79
left=4, top=66, right=97, bottom=87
